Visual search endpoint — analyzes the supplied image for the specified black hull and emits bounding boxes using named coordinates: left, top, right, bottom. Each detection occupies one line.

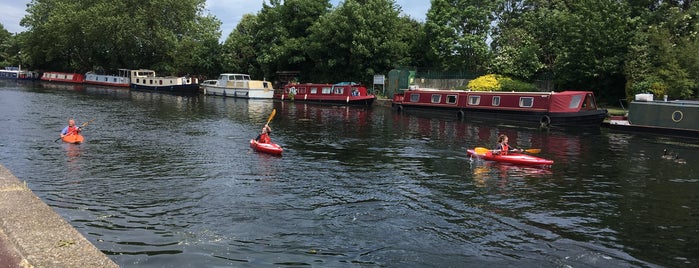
left=130, top=84, right=199, bottom=95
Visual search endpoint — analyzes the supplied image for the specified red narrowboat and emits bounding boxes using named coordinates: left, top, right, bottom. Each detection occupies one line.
left=41, top=72, right=85, bottom=84
left=275, top=82, right=375, bottom=105
left=392, top=88, right=607, bottom=127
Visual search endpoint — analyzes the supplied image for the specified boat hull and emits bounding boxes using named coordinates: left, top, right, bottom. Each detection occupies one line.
left=276, top=82, right=376, bottom=106
left=250, top=139, right=283, bottom=156
left=393, top=90, right=607, bottom=127
left=203, top=86, right=274, bottom=99
left=130, top=84, right=199, bottom=94
left=62, top=134, right=84, bottom=144
left=467, top=149, right=553, bottom=166
left=605, top=99, right=699, bottom=137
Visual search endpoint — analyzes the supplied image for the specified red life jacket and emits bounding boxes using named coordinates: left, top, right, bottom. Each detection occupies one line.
left=259, top=133, right=271, bottom=144
left=501, top=144, right=509, bottom=155
left=66, top=126, right=80, bottom=135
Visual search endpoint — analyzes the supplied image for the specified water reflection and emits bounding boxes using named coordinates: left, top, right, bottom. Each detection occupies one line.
left=1, top=81, right=698, bottom=267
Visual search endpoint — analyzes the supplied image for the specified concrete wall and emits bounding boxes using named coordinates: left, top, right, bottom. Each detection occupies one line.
left=0, top=164, right=118, bottom=267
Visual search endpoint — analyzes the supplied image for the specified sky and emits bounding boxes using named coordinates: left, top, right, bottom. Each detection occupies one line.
left=0, top=0, right=430, bottom=42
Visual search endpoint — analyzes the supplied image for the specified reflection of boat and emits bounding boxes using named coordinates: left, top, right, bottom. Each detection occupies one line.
left=41, top=71, right=85, bottom=83
left=84, top=69, right=130, bottom=87
left=0, top=66, right=40, bottom=80
left=129, top=69, right=199, bottom=94
left=392, top=88, right=607, bottom=127
left=467, top=148, right=553, bottom=167
left=250, top=139, right=283, bottom=156
left=276, top=82, right=375, bottom=105
left=201, top=73, right=274, bottom=99
left=606, top=94, right=699, bottom=137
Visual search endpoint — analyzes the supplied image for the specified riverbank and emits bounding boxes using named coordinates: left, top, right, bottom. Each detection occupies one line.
left=0, top=164, right=118, bottom=267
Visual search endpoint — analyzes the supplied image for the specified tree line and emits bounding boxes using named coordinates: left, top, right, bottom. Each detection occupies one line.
left=1, top=0, right=698, bottom=102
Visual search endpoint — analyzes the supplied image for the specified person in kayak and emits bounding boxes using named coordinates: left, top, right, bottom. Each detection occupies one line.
left=60, top=119, right=81, bottom=138
left=256, top=124, right=272, bottom=144
left=493, top=134, right=522, bottom=155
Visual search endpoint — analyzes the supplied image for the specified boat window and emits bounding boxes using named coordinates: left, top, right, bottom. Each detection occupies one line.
left=492, top=96, right=500, bottom=106
left=469, top=95, right=481, bottom=105
left=519, top=97, right=534, bottom=107
left=334, top=87, right=344, bottom=94
left=569, top=95, right=582, bottom=108
left=310, top=87, right=318, bottom=94
left=299, top=87, right=306, bottom=94
left=446, top=95, right=457, bottom=104
left=149, top=79, right=153, bottom=85
left=583, top=93, right=597, bottom=109
left=410, top=93, right=420, bottom=102
left=322, top=87, right=332, bottom=94
left=431, top=94, right=441, bottom=103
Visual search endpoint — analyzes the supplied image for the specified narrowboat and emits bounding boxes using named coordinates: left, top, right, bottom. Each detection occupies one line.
left=201, top=73, right=274, bottom=99
left=129, top=69, right=199, bottom=94
left=392, top=88, right=607, bottom=127
left=84, top=69, right=130, bottom=87
left=41, top=72, right=85, bottom=83
left=606, top=94, right=699, bottom=137
left=0, top=67, right=40, bottom=80
left=275, top=82, right=376, bottom=105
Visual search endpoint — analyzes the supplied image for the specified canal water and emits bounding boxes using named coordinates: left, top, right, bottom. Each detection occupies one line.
left=1, top=80, right=697, bottom=267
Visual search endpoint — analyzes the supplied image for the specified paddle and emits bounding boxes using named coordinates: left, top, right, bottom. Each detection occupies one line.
left=266, top=109, right=277, bottom=125
left=474, top=147, right=540, bottom=154
left=54, top=118, right=95, bottom=142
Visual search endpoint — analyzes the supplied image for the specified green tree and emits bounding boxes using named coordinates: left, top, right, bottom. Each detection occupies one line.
left=20, top=0, right=216, bottom=75
left=424, top=0, right=496, bottom=73
left=222, top=14, right=262, bottom=77
left=306, top=0, right=410, bottom=83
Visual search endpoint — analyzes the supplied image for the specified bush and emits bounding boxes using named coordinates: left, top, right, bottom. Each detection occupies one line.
left=468, top=74, right=537, bottom=92
left=467, top=74, right=500, bottom=91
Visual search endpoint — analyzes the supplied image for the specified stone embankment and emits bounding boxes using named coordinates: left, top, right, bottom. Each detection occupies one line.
left=0, top=164, right=118, bottom=267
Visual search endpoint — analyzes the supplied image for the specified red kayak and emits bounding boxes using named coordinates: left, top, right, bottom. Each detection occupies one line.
left=467, top=149, right=553, bottom=166
left=250, top=139, right=283, bottom=156
left=62, top=134, right=84, bottom=144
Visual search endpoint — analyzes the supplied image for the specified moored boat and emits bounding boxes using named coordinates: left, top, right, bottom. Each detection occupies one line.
left=201, top=73, right=274, bottom=99
left=393, top=88, right=607, bottom=127
left=129, top=69, right=199, bottom=94
left=41, top=72, right=85, bottom=83
left=606, top=94, right=699, bottom=137
left=467, top=148, right=553, bottom=167
left=0, top=67, right=40, bottom=80
left=275, top=82, right=376, bottom=105
left=250, top=139, right=283, bottom=156
left=84, top=69, right=130, bottom=87
left=62, top=134, right=85, bottom=144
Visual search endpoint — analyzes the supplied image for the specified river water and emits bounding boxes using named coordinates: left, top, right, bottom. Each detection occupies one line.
left=0, top=80, right=697, bottom=267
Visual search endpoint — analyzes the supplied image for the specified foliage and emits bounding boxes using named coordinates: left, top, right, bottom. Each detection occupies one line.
left=424, top=0, right=496, bottom=73
left=19, top=0, right=217, bottom=75
left=499, top=78, right=538, bottom=92
left=468, top=74, right=500, bottom=91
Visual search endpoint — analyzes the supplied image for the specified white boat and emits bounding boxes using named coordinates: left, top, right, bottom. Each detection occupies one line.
left=129, top=69, right=199, bottom=94
left=0, top=66, right=40, bottom=80
left=201, top=73, right=274, bottom=99
left=84, top=69, right=130, bottom=87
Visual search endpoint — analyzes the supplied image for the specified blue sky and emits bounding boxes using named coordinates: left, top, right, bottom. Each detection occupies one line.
left=0, top=0, right=430, bottom=42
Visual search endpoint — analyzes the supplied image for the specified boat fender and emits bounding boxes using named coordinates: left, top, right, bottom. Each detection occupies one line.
left=397, top=104, right=403, bottom=112
left=457, top=110, right=465, bottom=119
left=540, top=115, right=551, bottom=128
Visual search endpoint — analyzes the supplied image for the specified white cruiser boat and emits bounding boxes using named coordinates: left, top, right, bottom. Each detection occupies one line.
left=201, top=73, right=274, bottom=99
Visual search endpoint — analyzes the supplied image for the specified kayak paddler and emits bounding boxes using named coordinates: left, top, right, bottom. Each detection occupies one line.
left=493, top=134, right=523, bottom=155
left=256, top=124, right=272, bottom=144
left=60, top=119, right=82, bottom=139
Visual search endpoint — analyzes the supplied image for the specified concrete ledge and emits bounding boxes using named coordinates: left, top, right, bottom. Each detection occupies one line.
left=0, top=164, right=118, bottom=267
